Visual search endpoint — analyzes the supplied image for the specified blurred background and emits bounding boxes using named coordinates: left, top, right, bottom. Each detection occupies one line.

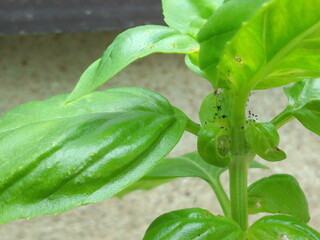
left=0, top=0, right=319, bottom=239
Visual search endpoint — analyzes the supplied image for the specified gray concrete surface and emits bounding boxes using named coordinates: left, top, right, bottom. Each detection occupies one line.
left=0, top=32, right=319, bottom=239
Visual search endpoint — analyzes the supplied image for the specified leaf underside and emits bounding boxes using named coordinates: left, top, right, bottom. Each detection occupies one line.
left=162, top=0, right=222, bottom=37
left=117, top=152, right=267, bottom=197
left=282, top=78, right=320, bottom=135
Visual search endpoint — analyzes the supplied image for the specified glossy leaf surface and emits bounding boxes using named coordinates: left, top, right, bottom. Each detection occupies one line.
left=248, top=174, right=310, bottom=223
left=214, top=0, right=320, bottom=90
left=245, top=122, right=286, bottom=162
left=279, top=79, right=320, bottom=135
left=67, top=25, right=198, bottom=101
left=162, top=0, right=223, bottom=37
left=143, top=208, right=243, bottom=240
left=198, top=0, right=269, bottom=86
left=247, top=215, right=320, bottom=240
left=0, top=87, right=187, bottom=224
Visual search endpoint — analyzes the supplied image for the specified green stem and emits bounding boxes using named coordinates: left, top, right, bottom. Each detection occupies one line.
left=185, top=118, right=201, bottom=136
left=271, top=109, right=294, bottom=129
left=229, top=155, right=250, bottom=230
left=226, top=89, right=251, bottom=230
left=209, top=179, right=231, bottom=217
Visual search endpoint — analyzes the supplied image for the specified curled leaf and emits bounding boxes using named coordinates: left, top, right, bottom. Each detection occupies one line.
left=197, top=125, right=232, bottom=167
left=245, top=122, right=286, bottom=162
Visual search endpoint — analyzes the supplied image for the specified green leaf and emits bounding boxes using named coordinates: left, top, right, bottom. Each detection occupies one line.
left=185, top=52, right=209, bottom=79
left=67, top=25, right=199, bottom=101
left=247, top=215, right=320, bottom=240
left=245, top=122, right=286, bottom=162
left=116, top=152, right=226, bottom=197
left=116, top=178, right=173, bottom=199
left=197, top=125, right=232, bottom=167
left=249, top=160, right=269, bottom=170
left=274, top=78, right=320, bottom=135
left=198, top=0, right=270, bottom=87
left=248, top=174, right=310, bottom=223
left=141, top=152, right=227, bottom=181
left=116, top=152, right=267, bottom=218
left=0, top=87, right=187, bottom=224
left=212, top=0, right=320, bottom=90
left=199, top=91, right=231, bottom=126
left=120, top=152, right=267, bottom=191
left=162, top=0, right=223, bottom=37
left=143, top=208, right=243, bottom=240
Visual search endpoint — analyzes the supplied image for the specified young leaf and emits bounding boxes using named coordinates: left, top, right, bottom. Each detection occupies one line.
left=67, top=25, right=199, bottom=101
left=245, top=122, right=286, bottom=162
left=247, top=215, right=320, bottom=240
left=248, top=174, right=310, bottom=223
left=0, top=87, right=187, bottom=224
left=198, top=0, right=270, bottom=87
left=199, top=91, right=231, bottom=127
left=273, top=79, right=320, bottom=135
left=143, top=208, right=243, bottom=240
left=213, top=0, right=320, bottom=90
left=162, top=0, right=223, bottom=37
left=197, top=125, right=232, bottom=167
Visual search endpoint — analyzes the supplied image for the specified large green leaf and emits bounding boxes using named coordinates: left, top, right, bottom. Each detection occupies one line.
left=162, top=0, right=223, bottom=37
left=143, top=208, right=243, bottom=240
left=245, top=122, right=286, bottom=162
left=198, top=0, right=270, bottom=87
left=273, top=78, right=320, bottom=135
left=0, top=87, right=187, bottom=224
left=213, top=0, right=320, bottom=90
left=248, top=174, right=310, bottom=223
left=67, top=25, right=198, bottom=101
left=247, top=215, right=320, bottom=240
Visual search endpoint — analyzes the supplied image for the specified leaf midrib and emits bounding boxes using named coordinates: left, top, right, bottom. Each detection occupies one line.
left=179, top=156, right=218, bottom=184
left=0, top=110, right=170, bottom=136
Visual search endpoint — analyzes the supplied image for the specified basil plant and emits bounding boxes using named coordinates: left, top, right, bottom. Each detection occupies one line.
left=1, top=0, right=320, bottom=239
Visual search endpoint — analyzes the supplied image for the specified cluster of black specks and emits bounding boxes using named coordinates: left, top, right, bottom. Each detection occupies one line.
left=235, top=54, right=244, bottom=64
left=219, top=126, right=228, bottom=132
left=248, top=110, right=258, bottom=121
left=246, top=91, right=259, bottom=121
left=274, top=147, right=281, bottom=152
left=210, top=92, right=229, bottom=123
